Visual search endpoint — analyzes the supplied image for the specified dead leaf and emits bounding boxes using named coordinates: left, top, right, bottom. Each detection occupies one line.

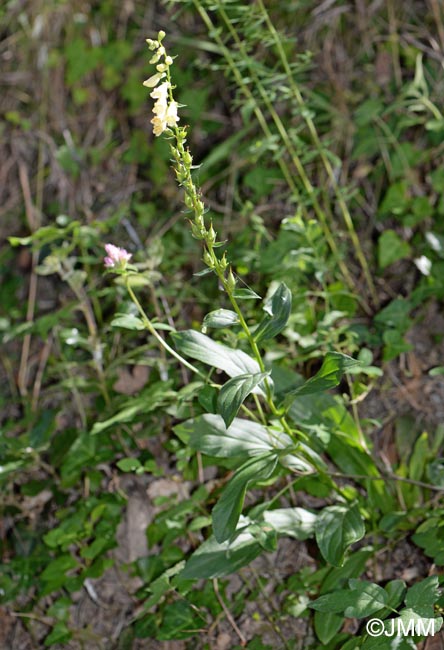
left=113, top=365, right=149, bottom=395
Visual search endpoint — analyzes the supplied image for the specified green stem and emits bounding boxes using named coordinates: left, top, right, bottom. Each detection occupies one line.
left=125, top=279, right=205, bottom=378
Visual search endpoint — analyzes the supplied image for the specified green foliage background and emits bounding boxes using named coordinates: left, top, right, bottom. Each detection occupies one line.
left=1, top=0, right=444, bottom=648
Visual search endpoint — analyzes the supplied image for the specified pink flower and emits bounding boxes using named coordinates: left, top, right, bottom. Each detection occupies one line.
left=104, top=243, right=132, bottom=269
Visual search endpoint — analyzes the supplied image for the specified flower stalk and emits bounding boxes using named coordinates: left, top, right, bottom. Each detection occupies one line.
left=142, top=33, right=303, bottom=442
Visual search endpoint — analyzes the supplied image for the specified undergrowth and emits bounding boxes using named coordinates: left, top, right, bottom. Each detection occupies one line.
left=1, top=1, right=444, bottom=649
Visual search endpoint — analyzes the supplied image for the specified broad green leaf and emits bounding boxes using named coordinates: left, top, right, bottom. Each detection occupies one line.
left=157, top=601, right=202, bottom=640
left=111, top=313, right=145, bottom=330
left=263, top=507, right=317, bottom=540
left=344, top=580, right=388, bottom=618
left=321, top=549, right=374, bottom=593
left=202, top=309, right=240, bottom=330
left=171, top=330, right=264, bottom=392
left=254, top=283, right=292, bottom=343
left=44, top=622, right=72, bottom=646
left=40, top=555, right=78, bottom=583
left=315, top=504, right=365, bottom=566
left=361, top=628, right=417, bottom=649
left=378, top=230, right=411, bottom=269
left=287, top=389, right=392, bottom=510
left=288, top=352, right=360, bottom=398
left=217, top=372, right=269, bottom=427
left=412, top=518, right=444, bottom=565
left=181, top=524, right=262, bottom=579
left=174, top=414, right=317, bottom=473
left=310, top=590, right=354, bottom=613
left=117, top=458, right=142, bottom=472
left=373, top=579, right=406, bottom=619
left=212, top=454, right=278, bottom=543
left=405, top=575, right=440, bottom=615
left=310, top=581, right=387, bottom=619
left=374, top=297, right=412, bottom=331
left=175, top=414, right=292, bottom=458
left=314, top=611, right=344, bottom=644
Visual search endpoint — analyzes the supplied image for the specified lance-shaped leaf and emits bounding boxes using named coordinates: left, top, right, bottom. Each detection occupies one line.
left=315, top=504, right=365, bottom=566
left=175, top=414, right=288, bottom=457
left=263, top=507, right=317, bottom=540
left=212, top=454, right=278, bottom=543
left=111, top=313, right=145, bottom=330
left=181, top=520, right=263, bottom=579
left=254, top=283, right=292, bottom=343
left=217, top=372, right=270, bottom=428
left=174, top=414, right=320, bottom=474
left=171, top=330, right=266, bottom=394
left=288, top=352, right=361, bottom=398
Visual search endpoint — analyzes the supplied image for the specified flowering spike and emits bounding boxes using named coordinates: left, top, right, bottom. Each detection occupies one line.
left=143, top=33, right=180, bottom=137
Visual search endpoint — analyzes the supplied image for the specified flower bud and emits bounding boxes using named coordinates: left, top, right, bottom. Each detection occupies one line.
left=203, top=249, right=214, bottom=267
left=226, top=269, right=236, bottom=292
left=207, top=224, right=216, bottom=244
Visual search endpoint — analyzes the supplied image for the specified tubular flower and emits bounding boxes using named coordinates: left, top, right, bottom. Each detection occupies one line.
left=144, top=32, right=179, bottom=137
left=104, top=244, right=132, bottom=270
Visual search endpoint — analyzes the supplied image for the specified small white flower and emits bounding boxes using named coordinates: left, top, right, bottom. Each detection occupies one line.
left=414, top=255, right=432, bottom=275
left=165, top=101, right=179, bottom=127
left=426, top=232, right=441, bottom=252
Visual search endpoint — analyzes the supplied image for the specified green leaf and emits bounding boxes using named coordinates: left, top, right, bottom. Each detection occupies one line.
left=232, top=288, right=261, bottom=300
left=110, top=313, right=145, bottom=330
left=409, top=432, right=429, bottom=481
left=175, top=414, right=287, bottom=457
left=157, top=601, right=202, bottom=640
left=344, top=580, right=388, bottom=618
left=263, top=507, right=317, bottom=540
left=378, top=580, right=407, bottom=617
left=117, top=458, right=142, bottom=472
left=320, top=548, right=374, bottom=593
left=171, top=330, right=264, bottom=391
left=90, top=381, right=174, bottom=435
left=217, top=372, right=270, bottom=427
left=315, top=504, right=365, bottom=566
left=202, top=309, right=240, bottom=330
left=40, top=555, right=78, bottom=583
left=212, top=454, right=278, bottom=543
left=310, top=590, right=354, bottom=613
left=44, top=622, right=72, bottom=646
left=412, top=517, right=444, bottom=564
left=288, top=352, right=360, bottom=398
left=310, top=581, right=387, bottom=619
left=254, top=283, right=292, bottom=343
left=140, top=562, right=185, bottom=610
left=378, top=230, right=411, bottom=269
left=405, top=575, right=440, bottom=615
left=181, top=524, right=263, bottom=579
left=314, top=611, right=344, bottom=644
